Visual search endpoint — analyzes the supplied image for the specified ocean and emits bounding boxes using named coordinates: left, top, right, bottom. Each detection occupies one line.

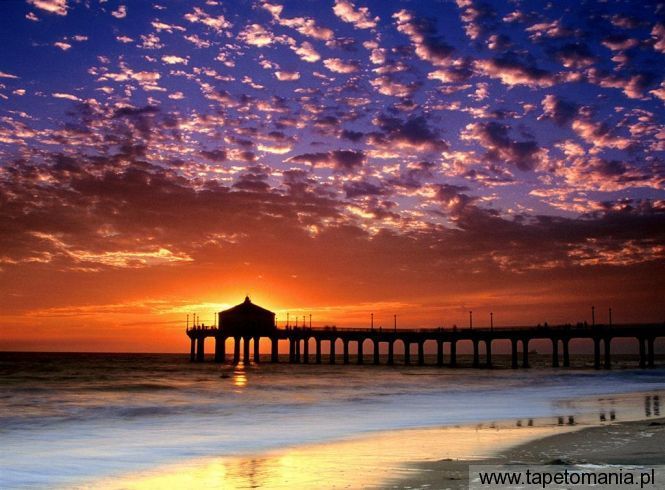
left=1, top=352, right=664, bottom=488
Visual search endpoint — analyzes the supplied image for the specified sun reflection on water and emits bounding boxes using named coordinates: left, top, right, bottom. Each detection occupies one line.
left=232, top=363, right=247, bottom=389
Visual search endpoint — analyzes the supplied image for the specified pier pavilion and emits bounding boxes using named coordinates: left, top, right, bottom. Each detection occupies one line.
left=186, top=298, right=664, bottom=369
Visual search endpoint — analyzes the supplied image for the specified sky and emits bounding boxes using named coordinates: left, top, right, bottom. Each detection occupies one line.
left=0, top=0, right=664, bottom=352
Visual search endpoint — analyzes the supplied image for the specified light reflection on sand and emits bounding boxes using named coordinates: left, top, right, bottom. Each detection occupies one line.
left=93, top=424, right=568, bottom=489
left=92, top=390, right=664, bottom=490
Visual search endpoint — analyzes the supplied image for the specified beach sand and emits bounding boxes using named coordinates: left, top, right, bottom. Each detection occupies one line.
left=83, top=390, right=665, bottom=489
left=92, top=424, right=569, bottom=489
left=91, top=419, right=665, bottom=489
left=393, top=418, right=665, bottom=489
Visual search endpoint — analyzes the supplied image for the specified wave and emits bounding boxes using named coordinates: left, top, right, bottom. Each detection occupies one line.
left=87, top=382, right=179, bottom=392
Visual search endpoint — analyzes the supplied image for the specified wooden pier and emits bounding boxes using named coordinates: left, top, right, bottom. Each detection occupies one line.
left=186, top=298, right=663, bottom=369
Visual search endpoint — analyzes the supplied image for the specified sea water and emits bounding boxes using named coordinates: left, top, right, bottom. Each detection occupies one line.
left=1, top=352, right=664, bottom=488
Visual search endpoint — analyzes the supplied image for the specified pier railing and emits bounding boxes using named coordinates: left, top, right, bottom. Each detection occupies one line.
left=187, top=322, right=663, bottom=334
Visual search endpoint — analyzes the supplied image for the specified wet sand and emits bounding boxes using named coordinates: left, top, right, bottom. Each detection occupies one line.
left=90, top=419, right=664, bottom=489
left=393, top=417, right=665, bottom=489
left=83, top=389, right=665, bottom=489
left=91, top=424, right=568, bottom=489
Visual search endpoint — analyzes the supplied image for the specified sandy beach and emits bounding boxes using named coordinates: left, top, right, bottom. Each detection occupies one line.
left=88, top=410, right=665, bottom=489
left=90, top=423, right=570, bottom=489
left=394, top=417, right=665, bottom=489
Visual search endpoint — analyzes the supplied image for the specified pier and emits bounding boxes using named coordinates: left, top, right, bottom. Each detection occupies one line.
left=186, top=297, right=664, bottom=369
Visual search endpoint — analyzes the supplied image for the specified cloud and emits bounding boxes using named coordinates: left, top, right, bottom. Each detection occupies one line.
left=292, top=42, right=320, bottom=62
left=3, top=0, right=665, bottom=335
left=369, top=115, right=448, bottom=153
left=333, top=0, right=377, bottom=29
left=341, top=130, right=365, bottom=142
left=161, top=55, right=188, bottom=65
left=343, top=180, right=385, bottom=198
left=97, top=65, right=162, bottom=91
left=151, top=21, right=186, bottom=33
left=74, top=248, right=192, bottom=268
left=456, top=0, right=497, bottom=40
left=138, top=33, right=163, bottom=50
left=323, top=58, right=359, bottom=74
left=553, top=43, right=595, bottom=68
left=652, top=23, right=665, bottom=54
left=610, top=14, right=641, bottom=29
left=428, top=60, right=473, bottom=84
left=54, top=41, right=72, bottom=51
left=368, top=47, right=386, bottom=64
left=111, top=5, right=126, bottom=19
left=462, top=121, right=546, bottom=171
left=0, top=145, right=336, bottom=271
left=275, top=71, right=301, bottom=81
left=569, top=238, right=665, bottom=267
left=52, top=92, right=80, bottom=101
left=432, top=183, right=477, bottom=216
left=262, top=2, right=334, bottom=41
left=258, top=142, right=293, bottom=154
left=199, top=148, right=227, bottom=161
left=539, top=94, right=579, bottom=126
left=393, top=9, right=454, bottom=66
left=233, top=164, right=272, bottom=192
left=602, top=34, right=638, bottom=51
left=239, top=24, right=276, bottom=47
left=389, top=161, right=435, bottom=190
left=650, top=81, right=665, bottom=102
left=525, top=20, right=572, bottom=40
left=571, top=118, right=632, bottom=150
left=370, top=76, right=419, bottom=97
left=184, top=34, right=211, bottom=49
left=587, top=69, right=659, bottom=100
left=184, top=7, right=231, bottom=32
left=555, top=155, right=661, bottom=192
left=27, top=0, right=67, bottom=16
left=30, top=233, right=192, bottom=268
left=288, top=150, right=365, bottom=172
left=475, top=56, right=555, bottom=87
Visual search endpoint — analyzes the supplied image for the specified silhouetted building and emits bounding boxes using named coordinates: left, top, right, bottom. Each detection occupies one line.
left=219, top=296, right=275, bottom=337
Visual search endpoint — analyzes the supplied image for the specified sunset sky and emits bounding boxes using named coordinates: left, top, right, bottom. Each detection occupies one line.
left=1, top=0, right=664, bottom=352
